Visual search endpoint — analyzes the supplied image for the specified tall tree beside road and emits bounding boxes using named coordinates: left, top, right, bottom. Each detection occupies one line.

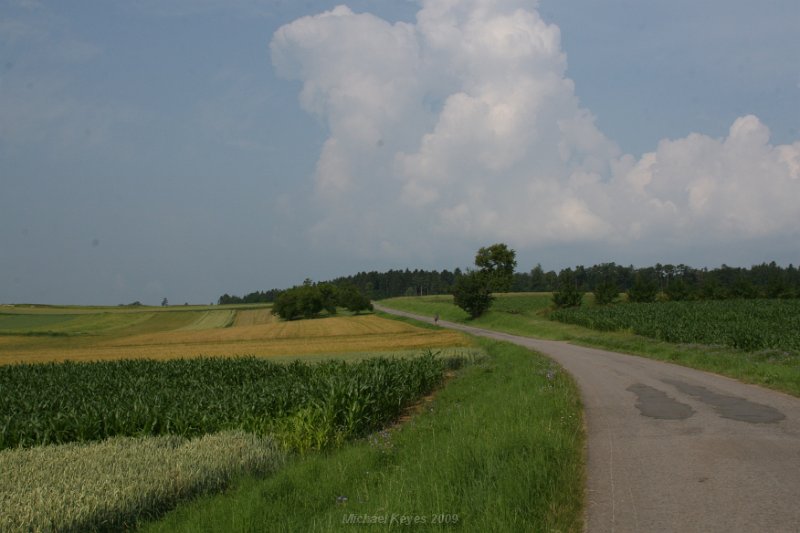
left=474, top=243, right=517, bottom=292
left=453, top=243, right=516, bottom=318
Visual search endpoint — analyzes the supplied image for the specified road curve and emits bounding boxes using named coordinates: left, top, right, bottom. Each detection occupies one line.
left=374, top=304, right=800, bottom=532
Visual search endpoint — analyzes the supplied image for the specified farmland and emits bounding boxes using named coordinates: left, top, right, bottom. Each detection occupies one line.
left=0, top=300, right=588, bottom=532
left=0, top=304, right=468, bottom=364
left=1, top=431, right=284, bottom=533
left=0, top=304, right=488, bottom=531
left=550, top=298, right=800, bottom=353
left=382, top=293, right=800, bottom=396
left=0, top=354, right=448, bottom=451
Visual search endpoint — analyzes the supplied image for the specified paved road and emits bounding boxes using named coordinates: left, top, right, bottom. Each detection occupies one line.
left=374, top=304, right=800, bottom=532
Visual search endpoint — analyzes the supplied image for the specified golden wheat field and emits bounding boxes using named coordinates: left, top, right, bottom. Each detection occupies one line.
left=0, top=305, right=469, bottom=364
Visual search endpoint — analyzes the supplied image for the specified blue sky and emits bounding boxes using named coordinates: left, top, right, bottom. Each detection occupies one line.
left=2, top=0, right=798, bottom=305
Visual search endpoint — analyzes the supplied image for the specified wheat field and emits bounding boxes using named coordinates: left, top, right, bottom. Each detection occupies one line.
left=0, top=305, right=469, bottom=364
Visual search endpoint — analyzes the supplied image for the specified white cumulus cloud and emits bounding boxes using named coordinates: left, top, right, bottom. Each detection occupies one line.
left=271, top=0, right=800, bottom=266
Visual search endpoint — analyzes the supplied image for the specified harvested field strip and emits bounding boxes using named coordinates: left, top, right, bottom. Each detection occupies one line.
left=112, top=315, right=440, bottom=346
left=0, top=314, right=469, bottom=365
left=232, top=308, right=275, bottom=327
left=0, top=431, right=284, bottom=533
left=262, top=315, right=429, bottom=339
left=0, top=330, right=469, bottom=364
left=107, top=312, right=200, bottom=337
left=178, top=310, right=235, bottom=331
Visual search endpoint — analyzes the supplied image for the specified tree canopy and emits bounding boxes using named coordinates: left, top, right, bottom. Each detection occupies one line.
left=452, top=243, right=516, bottom=318
left=475, top=243, right=517, bottom=292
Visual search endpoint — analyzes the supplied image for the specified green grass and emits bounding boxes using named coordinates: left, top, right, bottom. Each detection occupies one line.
left=0, top=313, right=80, bottom=334
left=381, top=294, right=800, bottom=397
left=141, top=338, right=584, bottom=532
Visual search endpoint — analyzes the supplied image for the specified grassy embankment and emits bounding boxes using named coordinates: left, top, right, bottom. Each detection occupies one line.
left=142, top=338, right=584, bottom=533
left=380, top=294, right=800, bottom=397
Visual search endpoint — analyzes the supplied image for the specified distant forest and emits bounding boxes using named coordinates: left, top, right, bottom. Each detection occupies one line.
left=218, top=261, right=800, bottom=304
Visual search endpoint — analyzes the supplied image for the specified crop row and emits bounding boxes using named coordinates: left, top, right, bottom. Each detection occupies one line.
left=0, top=354, right=446, bottom=452
left=549, top=299, right=800, bottom=352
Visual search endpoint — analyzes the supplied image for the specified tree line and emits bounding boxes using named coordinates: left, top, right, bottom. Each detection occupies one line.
left=219, top=261, right=800, bottom=306
left=519, top=261, right=800, bottom=301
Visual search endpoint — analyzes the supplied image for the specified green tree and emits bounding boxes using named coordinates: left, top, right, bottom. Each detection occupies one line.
left=552, top=268, right=583, bottom=308
left=272, top=289, right=300, bottom=320
left=337, top=283, right=373, bottom=314
left=664, top=278, right=691, bottom=301
left=593, top=278, right=619, bottom=305
left=272, top=281, right=337, bottom=320
left=317, top=283, right=339, bottom=314
left=452, top=271, right=494, bottom=318
left=627, top=273, right=659, bottom=303
left=474, top=243, right=517, bottom=292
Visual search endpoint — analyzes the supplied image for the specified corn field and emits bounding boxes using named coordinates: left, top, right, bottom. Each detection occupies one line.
left=0, top=354, right=446, bottom=452
left=550, top=299, right=800, bottom=352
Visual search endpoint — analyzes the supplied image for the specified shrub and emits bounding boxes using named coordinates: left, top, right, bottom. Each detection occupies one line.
left=552, top=269, right=583, bottom=308
left=452, top=271, right=494, bottom=318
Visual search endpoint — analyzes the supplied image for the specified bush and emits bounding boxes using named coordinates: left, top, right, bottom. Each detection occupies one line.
left=552, top=269, right=583, bottom=308
left=452, top=271, right=494, bottom=318
left=593, top=278, right=619, bottom=305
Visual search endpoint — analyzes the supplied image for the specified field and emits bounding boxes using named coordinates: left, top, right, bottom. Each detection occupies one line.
left=1, top=354, right=448, bottom=451
left=0, top=302, right=587, bottom=532
left=0, top=304, right=486, bottom=531
left=549, top=298, right=800, bottom=352
left=142, top=338, right=584, bottom=533
left=382, top=293, right=800, bottom=396
left=0, top=304, right=469, bottom=364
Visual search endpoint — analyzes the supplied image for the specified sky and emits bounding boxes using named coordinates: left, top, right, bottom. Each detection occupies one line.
left=1, top=0, right=799, bottom=305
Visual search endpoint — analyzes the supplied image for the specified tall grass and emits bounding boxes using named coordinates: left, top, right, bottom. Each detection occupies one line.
left=142, top=339, right=585, bottom=533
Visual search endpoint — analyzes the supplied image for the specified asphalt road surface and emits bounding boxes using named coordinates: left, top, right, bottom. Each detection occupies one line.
left=374, top=304, right=800, bottom=532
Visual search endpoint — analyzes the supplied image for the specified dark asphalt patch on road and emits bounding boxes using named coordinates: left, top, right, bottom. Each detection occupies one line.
left=663, top=379, right=786, bottom=423
left=627, top=384, right=695, bottom=420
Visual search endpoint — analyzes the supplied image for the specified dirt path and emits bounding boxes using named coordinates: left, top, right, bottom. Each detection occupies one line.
left=374, top=304, right=800, bottom=532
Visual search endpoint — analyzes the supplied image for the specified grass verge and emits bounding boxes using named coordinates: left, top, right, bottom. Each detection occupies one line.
left=141, top=338, right=585, bottom=532
left=380, top=295, right=800, bottom=397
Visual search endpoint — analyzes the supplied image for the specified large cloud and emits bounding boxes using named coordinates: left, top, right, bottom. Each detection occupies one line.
left=271, top=0, right=800, bottom=265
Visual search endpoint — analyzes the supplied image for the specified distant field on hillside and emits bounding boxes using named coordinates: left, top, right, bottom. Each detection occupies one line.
left=0, top=305, right=469, bottom=364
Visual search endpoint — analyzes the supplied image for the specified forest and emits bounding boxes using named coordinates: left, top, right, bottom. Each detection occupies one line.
left=219, top=262, right=799, bottom=304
